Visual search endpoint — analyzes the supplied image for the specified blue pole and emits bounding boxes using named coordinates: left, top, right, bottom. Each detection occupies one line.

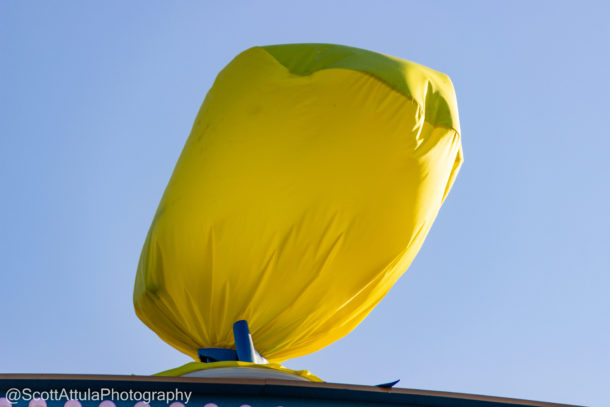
left=233, top=320, right=267, bottom=364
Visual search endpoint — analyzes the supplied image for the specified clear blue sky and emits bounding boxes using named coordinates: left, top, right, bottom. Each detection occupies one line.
left=1, top=1, right=609, bottom=406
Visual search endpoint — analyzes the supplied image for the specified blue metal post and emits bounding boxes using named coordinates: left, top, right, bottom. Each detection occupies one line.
left=233, top=320, right=267, bottom=364
left=198, top=320, right=267, bottom=364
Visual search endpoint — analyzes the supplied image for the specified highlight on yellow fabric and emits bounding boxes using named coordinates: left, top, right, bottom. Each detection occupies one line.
left=134, top=43, right=463, bottom=363
left=155, top=361, right=322, bottom=382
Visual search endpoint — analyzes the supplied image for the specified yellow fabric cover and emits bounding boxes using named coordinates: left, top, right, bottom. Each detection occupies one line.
left=155, top=361, right=322, bottom=382
left=134, top=44, right=463, bottom=362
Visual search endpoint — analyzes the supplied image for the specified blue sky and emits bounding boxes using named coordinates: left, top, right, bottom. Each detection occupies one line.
left=1, top=1, right=609, bottom=406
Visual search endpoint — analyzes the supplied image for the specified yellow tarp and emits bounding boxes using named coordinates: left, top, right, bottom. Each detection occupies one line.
left=134, top=43, right=463, bottom=362
left=155, top=361, right=322, bottom=382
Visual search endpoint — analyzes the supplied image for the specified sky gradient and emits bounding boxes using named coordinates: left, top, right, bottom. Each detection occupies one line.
left=1, top=1, right=609, bottom=406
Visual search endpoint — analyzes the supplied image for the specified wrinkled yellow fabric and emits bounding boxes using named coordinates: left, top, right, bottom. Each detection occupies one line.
left=134, top=44, right=463, bottom=362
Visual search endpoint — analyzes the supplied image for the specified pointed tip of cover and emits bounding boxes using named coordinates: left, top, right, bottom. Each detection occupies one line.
left=376, top=379, right=400, bottom=388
